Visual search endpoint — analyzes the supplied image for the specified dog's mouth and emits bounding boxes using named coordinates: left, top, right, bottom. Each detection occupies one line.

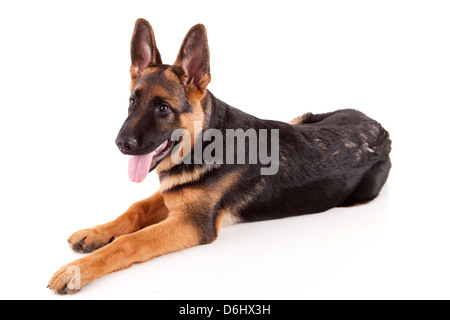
left=128, top=139, right=175, bottom=183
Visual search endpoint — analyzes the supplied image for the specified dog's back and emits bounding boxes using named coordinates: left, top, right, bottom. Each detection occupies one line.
left=220, top=107, right=392, bottom=222
left=292, top=108, right=391, bottom=164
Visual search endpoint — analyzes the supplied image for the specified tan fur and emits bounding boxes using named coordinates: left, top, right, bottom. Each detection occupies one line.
left=162, top=171, right=239, bottom=213
left=156, top=154, right=178, bottom=174
left=130, top=65, right=140, bottom=89
left=156, top=84, right=207, bottom=174
left=163, top=67, right=182, bottom=83
left=155, top=101, right=205, bottom=174
left=332, top=150, right=342, bottom=156
left=49, top=213, right=200, bottom=294
left=288, top=113, right=308, bottom=125
left=142, top=66, right=162, bottom=76
left=67, top=192, right=169, bottom=253
left=159, top=164, right=220, bottom=193
left=314, top=138, right=328, bottom=150
left=215, top=209, right=240, bottom=234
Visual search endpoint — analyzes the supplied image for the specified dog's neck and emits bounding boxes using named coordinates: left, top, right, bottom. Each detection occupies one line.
left=202, top=90, right=238, bottom=131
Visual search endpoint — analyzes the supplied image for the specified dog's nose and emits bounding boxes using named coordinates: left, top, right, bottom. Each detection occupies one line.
left=115, top=136, right=138, bottom=152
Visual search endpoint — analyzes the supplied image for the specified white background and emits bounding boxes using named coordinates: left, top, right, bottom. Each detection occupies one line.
left=0, top=0, right=449, bottom=300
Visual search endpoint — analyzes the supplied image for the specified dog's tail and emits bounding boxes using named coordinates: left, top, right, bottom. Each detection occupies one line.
left=288, top=113, right=310, bottom=125
left=288, top=112, right=335, bottom=125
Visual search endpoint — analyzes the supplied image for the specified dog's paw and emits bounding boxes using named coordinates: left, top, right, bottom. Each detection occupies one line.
left=48, top=264, right=84, bottom=295
left=68, top=227, right=115, bottom=253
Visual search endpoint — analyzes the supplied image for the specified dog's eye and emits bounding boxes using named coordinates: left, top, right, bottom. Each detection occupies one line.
left=129, top=97, right=136, bottom=106
left=158, top=104, right=170, bottom=112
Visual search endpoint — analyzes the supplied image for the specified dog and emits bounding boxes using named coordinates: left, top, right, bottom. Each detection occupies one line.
left=48, top=19, right=392, bottom=294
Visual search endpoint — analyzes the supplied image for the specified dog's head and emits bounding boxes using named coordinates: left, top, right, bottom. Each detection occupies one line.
left=115, top=19, right=211, bottom=182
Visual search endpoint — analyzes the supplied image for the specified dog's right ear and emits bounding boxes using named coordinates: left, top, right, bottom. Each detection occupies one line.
left=130, top=19, right=162, bottom=85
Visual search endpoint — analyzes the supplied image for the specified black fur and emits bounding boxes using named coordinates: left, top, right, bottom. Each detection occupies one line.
left=160, top=91, right=392, bottom=223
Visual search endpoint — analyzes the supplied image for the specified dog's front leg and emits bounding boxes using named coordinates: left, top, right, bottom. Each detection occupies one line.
left=48, top=212, right=203, bottom=294
left=68, top=191, right=169, bottom=253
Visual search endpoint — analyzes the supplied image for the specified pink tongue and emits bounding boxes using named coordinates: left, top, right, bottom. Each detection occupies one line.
left=128, top=152, right=155, bottom=183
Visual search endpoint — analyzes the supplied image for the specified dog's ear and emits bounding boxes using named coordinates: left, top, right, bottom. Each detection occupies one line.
left=130, top=18, right=162, bottom=83
left=174, top=24, right=211, bottom=93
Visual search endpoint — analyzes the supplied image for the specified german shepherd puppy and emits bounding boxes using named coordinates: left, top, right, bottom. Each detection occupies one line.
left=49, top=19, right=391, bottom=294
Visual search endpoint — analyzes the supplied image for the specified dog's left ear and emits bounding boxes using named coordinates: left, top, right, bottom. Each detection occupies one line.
left=130, top=18, right=162, bottom=84
left=174, top=24, right=211, bottom=93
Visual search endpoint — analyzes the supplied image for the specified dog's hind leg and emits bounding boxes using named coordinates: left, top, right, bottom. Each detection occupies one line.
left=68, top=191, right=169, bottom=253
left=340, top=158, right=392, bottom=207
